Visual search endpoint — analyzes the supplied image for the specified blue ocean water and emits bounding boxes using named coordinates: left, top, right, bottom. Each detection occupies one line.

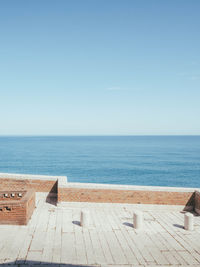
left=0, top=136, right=199, bottom=188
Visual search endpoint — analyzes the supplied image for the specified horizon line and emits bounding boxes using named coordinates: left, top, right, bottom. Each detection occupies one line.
left=0, top=134, right=200, bottom=137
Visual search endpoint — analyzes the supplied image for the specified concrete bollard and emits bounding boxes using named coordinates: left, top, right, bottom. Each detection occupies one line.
left=184, top=213, right=194, bottom=231
left=133, top=211, right=143, bottom=230
left=80, top=209, right=90, bottom=227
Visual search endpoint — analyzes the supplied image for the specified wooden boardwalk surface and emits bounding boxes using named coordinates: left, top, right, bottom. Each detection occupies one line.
left=0, top=193, right=200, bottom=267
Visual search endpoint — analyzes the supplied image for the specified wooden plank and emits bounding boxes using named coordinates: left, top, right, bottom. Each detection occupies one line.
left=52, top=209, right=62, bottom=263
left=162, top=251, right=180, bottom=265
left=131, top=233, right=155, bottom=264
left=178, top=251, right=199, bottom=265
left=41, top=229, right=55, bottom=264
left=121, top=228, right=146, bottom=265
left=170, top=250, right=188, bottom=265
left=114, top=229, right=139, bottom=265
left=62, top=210, right=73, bottom=233
left=90, top=229, right=107, bottom=264
left=105, top=230, right=128, bottom=264
left=82, top=229, right=96, bottom=264
left=5, top=226, right=28, bottom=263
left=61, top=233, right=76, bottom=264
left=144, top=234, right=169, bottom=265
left=0, top=226, right=20, bottom=263
left=97, top=231, right=114, bottom=264
left=74, top=229, right=87, bottom=264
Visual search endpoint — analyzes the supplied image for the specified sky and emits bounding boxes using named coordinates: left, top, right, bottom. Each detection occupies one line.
left=0, top=0, right=200, bottom=135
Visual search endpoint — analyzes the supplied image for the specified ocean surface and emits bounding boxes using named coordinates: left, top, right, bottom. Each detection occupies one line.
left=0, top=136, right=200, bottom=188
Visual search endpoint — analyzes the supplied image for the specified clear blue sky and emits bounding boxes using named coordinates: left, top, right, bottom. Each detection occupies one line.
left=0, top=0, right=200, bottom=135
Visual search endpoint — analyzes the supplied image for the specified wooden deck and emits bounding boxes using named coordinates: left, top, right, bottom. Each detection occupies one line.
left=0, top=193, right=200, bottom=266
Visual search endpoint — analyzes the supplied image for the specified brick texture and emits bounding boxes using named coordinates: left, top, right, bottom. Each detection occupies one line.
left=0, top=177, right=196, bottom=211
left=0, top=190, right=35, bottom=225
left=0, top=178, right=57, bottom=193
left=195, top=191, right=200, bottom=215
left=58, top=187, right=194, bottom=207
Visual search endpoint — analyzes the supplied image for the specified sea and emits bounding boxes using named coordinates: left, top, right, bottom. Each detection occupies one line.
left=0, top=136, right=199, bottom=188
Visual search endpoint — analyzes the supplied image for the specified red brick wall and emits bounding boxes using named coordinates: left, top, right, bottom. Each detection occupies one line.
left=0, top=178, right=57, bottom=193
left=195, top=191, right=200, bottom=215
left=25, top=190, right=36, bottom=224
left=0, top=177, right=196, bottom=209
left=58, top=187, right=194, bottom=206
left=0, top=203, right=26, bottom=225
left=0, top=190, right=35, bottom=225
left=0, top=191, right=26, bottom=201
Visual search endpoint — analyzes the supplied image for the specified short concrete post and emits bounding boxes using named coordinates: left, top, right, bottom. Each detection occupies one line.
left=184, top=213, right=194, bottom=231
left=80, top=209, right=90, bottom=227
left=133, top=211, right=143, bottom=229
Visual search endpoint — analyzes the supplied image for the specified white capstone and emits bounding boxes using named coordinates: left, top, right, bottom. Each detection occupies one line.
left=133, top=210, right=143, bottom=229
left=80, top=209, right=91, bottom=227
left=184, top=212, right=194, bottom=231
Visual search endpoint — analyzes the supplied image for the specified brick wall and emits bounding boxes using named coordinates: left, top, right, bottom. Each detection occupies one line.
left=25, top=190, right=36, bottom=224
left=58, top=187, right=194, bottom=207
left=0, top=191, right=25, bottom=201
left=0, top=190, right=35, bottom=225
left=195, top=191, right=200, bottom=215
left=0, top=176, right=197, bottom=210
left=0, top=178, right=57, bottom=193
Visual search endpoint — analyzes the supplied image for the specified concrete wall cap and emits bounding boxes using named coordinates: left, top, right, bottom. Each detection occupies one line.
left=0, top=172, right=67, bottom=182
left=59, top=182, right=199, bottom=192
